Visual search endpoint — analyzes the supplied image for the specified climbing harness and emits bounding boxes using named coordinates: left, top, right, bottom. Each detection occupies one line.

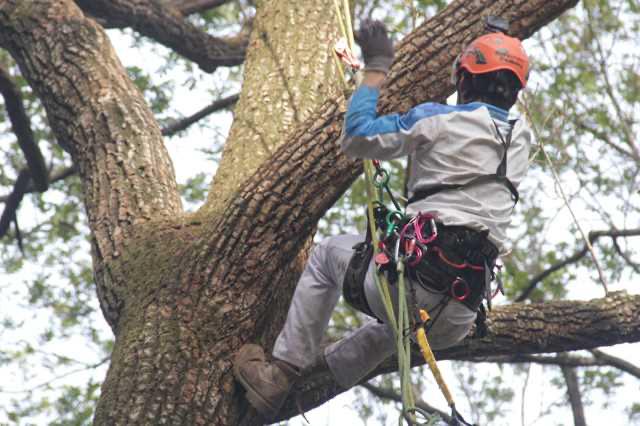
left=347, top=157, right=492, bottom=426
left=408, top=120, right=519, bottom=207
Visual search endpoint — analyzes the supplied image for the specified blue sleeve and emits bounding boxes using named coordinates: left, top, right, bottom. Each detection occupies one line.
left=341, top=86, right=452, bottom=159
left=344, top=85, right=406, bottom=137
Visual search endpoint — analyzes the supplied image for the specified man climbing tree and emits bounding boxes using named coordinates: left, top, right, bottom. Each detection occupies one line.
left=233, top=18, right=532, bottom=422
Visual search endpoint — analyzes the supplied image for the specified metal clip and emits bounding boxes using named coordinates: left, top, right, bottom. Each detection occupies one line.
left=451, top=278, right=470, bottom=301
left=333, top=38, right=362, bottom=71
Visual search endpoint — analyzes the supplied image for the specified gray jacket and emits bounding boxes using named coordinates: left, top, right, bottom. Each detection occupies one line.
left=340, top=85, right=533, bottom=253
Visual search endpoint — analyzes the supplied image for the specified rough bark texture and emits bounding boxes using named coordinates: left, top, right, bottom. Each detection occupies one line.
left=205, top=0, right=343, bottom=214
left=4, top=0, right=626, bottom=425
left=76, top=0, right=246, bottom=72
left=0, top=0, right=183, bottom=330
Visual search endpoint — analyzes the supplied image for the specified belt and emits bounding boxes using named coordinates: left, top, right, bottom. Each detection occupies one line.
left=433, top=224, right=499, bottom=267
left=408, top=224, right=498, bottom=311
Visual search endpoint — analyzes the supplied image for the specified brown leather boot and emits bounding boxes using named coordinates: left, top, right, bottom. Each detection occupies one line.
left=233, top=344, right=300, bottom=418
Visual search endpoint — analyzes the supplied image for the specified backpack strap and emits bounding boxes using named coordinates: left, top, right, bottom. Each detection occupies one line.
left=408, top=119, right=519, bottom=206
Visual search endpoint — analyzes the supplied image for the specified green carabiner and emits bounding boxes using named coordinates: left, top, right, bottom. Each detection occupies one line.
left=373, top=168, right=390, bottom=188
left=385, top=210, right=404, bottom=237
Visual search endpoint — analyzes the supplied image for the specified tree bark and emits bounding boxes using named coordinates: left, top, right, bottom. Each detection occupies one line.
left=205, top=0, right=343, bottom=215
left=0, top=0, right=183, bottom=330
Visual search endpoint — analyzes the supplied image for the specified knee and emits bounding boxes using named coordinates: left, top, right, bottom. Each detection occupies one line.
left=427, top=301, right=477, bottom=349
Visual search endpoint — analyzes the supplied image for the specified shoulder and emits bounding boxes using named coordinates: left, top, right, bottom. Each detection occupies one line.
left=402, top=102, right=495, bottom=129
left=513, top=118, right=534, bottom=146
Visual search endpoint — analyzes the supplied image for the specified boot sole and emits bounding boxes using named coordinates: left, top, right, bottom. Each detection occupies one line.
left=233, top=364, right=279, bottom=418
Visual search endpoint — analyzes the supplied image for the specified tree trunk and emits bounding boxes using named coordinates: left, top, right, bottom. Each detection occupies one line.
left=205, top=0, right=343, bottom=215
left=9, top=0, right=635, bottom=425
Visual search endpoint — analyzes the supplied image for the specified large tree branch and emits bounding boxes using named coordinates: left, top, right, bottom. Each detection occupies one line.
left=516, top=228, right=640, bottom=302
left=273, top=292, right=640, bottom=421
left=0, top=66, right=48, bottom=192
left=204, top=0, right=343, bottom=213
left=76, top=0, right=246, bottom=73
left=0, top=0, right=183, bottom=329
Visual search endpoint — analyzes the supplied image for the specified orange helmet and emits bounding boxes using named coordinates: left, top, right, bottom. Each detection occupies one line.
left=452, top=33, right=529, bottom=88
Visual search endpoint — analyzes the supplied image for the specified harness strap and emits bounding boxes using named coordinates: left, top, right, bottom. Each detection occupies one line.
left=408, top=119, right=519, bottom=206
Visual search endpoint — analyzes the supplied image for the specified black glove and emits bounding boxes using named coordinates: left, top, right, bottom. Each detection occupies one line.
left=355, top=19, right=394, bottom=74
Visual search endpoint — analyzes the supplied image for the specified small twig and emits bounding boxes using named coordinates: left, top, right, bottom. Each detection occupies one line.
left=361, top=381, right=452, bottom=423
left=0, top=356, right=110, bottom=394
left=521, top=363, right=531, bottom=426
left=0, top=169, right=31, bottom=238
left=611, top=237, right=640, bottom=274
left=585, top=6, right=640, bottom=161
left=515, top=227, right=640, bottom=302
left=520, top=96, right=610, bottom=296
left=559, top=354, right=587, bottom=426
left=471, top=352, right=640, bottom=380
left=161, top=93, right=239, bottom=136
left=0, top=165, right=77, bottom=204
left=590, top=349, right=640, bottom=379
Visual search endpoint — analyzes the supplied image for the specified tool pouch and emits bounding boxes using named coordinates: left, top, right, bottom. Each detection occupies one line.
left=342, top=240, right=379, bottom=320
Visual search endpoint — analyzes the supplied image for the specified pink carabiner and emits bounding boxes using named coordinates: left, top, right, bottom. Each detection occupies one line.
left=405, top=238, right=416, bottom=256
left=414, top=213, right=438, bottom=245
left=407, top=246, right=423, bottom=267
left=451, top=278, right=470, bottom=301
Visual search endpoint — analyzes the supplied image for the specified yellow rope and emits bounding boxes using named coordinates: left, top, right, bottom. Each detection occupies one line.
left=416, top=310, right=455, bottom=406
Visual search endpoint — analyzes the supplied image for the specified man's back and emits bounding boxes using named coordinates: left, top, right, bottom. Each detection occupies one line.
left=340, top=89, right=533, bottom=253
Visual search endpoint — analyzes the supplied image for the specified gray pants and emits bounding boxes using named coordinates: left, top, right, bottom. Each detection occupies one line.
left=272, top=234, right=476, bottom=388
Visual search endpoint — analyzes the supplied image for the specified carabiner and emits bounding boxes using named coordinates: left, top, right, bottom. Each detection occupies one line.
left=404, top=238, right=416, bottom=256
left=450, top=278, right=470, bottom=301
left=405, top=239, right=423, bottom=267
left=385, top=210, right=404, bottom=237
left=414, top=213, right=438, bottom=245
left=373, top=168, right=390, bottom=188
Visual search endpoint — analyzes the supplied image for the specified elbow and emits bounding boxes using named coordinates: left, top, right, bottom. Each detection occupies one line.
left=340, top=135, right=367, bottom=159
